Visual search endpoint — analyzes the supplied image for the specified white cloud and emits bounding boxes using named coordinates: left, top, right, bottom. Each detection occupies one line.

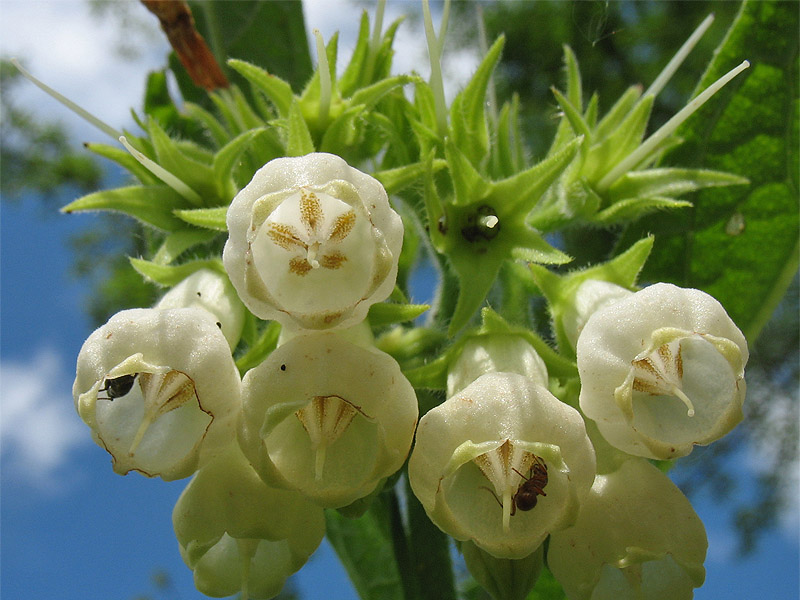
left=0, top=349, right=88, bottom=488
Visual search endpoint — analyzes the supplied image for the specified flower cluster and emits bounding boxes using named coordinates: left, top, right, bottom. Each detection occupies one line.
left=72, top=154, right=416, bottom=598
left=46, top=2, right=758, bottom=599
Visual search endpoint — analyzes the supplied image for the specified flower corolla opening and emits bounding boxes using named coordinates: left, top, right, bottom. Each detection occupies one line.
left=223, top=153, right=403, bottom=330
left=72, top=307, right=241, bottom=480
left=578, top=283, right=748, bottom=460
left=408, top=372, right=595, bottom=559
left=238, top=331, right=418, bottom=508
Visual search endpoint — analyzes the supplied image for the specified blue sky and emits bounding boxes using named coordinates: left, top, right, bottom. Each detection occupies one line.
left=1, top=2, right=797, bottom=600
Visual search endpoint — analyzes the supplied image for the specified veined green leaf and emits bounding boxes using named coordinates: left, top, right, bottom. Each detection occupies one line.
left=622, top=0, right=799, bottom=341
left=62, top=185, right=185, bottom=231
left=608, top=168, right=748, bottom=202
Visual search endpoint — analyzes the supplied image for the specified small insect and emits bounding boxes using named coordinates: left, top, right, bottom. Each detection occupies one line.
left=481, top=454, right=549, bottom=516
left=511, top=455, right=548, bottom=513
left=98, top=373, right=139, bottom=401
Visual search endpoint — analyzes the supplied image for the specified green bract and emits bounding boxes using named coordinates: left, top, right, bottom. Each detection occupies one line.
left=548, top=459, right=707, bottom=600
left=238, top=331, right=418, bottom=508
left=223, top=153, right=403, bottom=330
left=578, top=283, right=748, bottom=459
left=408, top=372, right=595, bottom=559
left=72, top=307, right=241, bottom=480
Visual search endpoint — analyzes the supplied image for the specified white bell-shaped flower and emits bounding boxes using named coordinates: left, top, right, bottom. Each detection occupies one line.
left=155, top=268, right=246, bottom=349
left=238, top=331, right=418, bottom=508
left=72, top=307, right=241, bottom=480
left=173, top=444, right=325, bottom=600
left=223, top=152, right=403, bottom=330
left=447, top=334, right=549, bottom=397
left=562, top=279, right=634, bottom=349
left=548, top=458, right=707, bottom=600
left=578, top=283, right=748, bottom=459
left=408, top=372, right=596, bottom=559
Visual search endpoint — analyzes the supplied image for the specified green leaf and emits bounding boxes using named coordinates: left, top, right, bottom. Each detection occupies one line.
left=621, top=0, right=800, bottom=341
left=286, top=99, right=315, bottom=156
left=228, top=59, right=294, bottom=118
left=174, top=207, right=228, bottom=231
left=325, top=502, right=404, bottom=600
left=374, top=160, right=446, bottom=196
left=61, top=185, right=185, bottom=231
left=368, top=302, right=430, bottom=328
left=84, top=143, right=159, bottom=185
left=147, top=118, right=215, bottom=201
left=449, top=36, right=505, bottom=166
left=593, top=196, right=692, bottom=225
left=152, top=229, right=220, bottom=265
left=607, top=168, right=749, bottom=202
left=130, top=257, right=224, bottom=287
left=212, top=128, right=265, bottom=199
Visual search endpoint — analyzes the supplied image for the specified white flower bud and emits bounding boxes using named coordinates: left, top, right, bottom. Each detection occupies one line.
left=578, top=283, right=748, bottom=460
left=408, top=372, right=596, bottom=559
left=173, top=444, right=325, bottom=599
left=548, top=458, right=707, bottom=600
left=223, top=153, right=403, bottom=330
left=238, top=331, right=418, bottom=508
left=447, top=335, right=549, bottom=397
left=72, top=307, right=241, bottom=480
left=155, top=268, right=245, bottom=349
left=562, top=279, right=634, bottom=349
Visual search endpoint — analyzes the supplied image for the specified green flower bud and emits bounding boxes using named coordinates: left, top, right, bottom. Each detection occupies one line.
left=173, top=444, right=325, bottom=599
left=239, top=331, right=418, bottom=508
left=408, top=372, right=595, bottom=559
left=72, top=307, right=241, bottom=480
left=548, top=458, right=707, bottom=600
left=155, top=268, right=246, bottom=350
left=223, top=153, right=403, bottom=331
left=578, top=283, right=748, bottom=459
left=447, top=335, right=549, bottom=397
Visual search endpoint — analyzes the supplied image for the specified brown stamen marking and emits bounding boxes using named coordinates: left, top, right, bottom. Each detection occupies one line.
left=320, top=252, right=347, bottom=270
left=267, top=222, right=307, bottom=251
left=289, top=257, right=313, bottom=275
left=328, top=210, right=356, bottom=242
left=300, top=190, right=323, bottom=235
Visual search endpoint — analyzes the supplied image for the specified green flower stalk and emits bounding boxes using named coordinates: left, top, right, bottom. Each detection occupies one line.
left=72, top=307, right=241, bottom=480
left=548, top=459, right=707, bottom=600
left=578, top=283, right=748, bottom=460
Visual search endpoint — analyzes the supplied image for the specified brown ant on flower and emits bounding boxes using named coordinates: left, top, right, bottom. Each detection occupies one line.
left=481, top=454, right=549, bottom=516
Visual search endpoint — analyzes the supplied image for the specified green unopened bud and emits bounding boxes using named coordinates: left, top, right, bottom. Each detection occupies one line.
left=578, top=283, right=748, bottom=459
left=155, top=268, right=245, bottom=349
left=174, top=444, right=325, bottom=599
left=548, top=458, right=707, bottom=600
left=73, top=307, right=241, bottom=480
left=239, top=331, right=418, bottom=508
